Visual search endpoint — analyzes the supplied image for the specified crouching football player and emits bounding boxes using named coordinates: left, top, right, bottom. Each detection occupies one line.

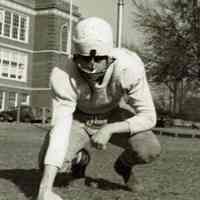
left=37, top=17, right=161, bottom=200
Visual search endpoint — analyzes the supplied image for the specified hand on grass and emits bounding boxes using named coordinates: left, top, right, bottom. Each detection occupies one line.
left=37, top=190, right=63, bottom=200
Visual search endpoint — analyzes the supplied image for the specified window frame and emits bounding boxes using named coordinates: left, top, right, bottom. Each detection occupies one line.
left=0, top=47, right=28, bottom=82
left=0, top=91, right=5, bottom=111
left=8, top=91, right=18, bottom=109
left=0, top=8, right=29, bottom=43
left=0, top=9, right=4, bottom=36
left=20, top=93, right=30, bottom=105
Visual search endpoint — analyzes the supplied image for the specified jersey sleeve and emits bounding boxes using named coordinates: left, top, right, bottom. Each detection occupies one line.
left=50, top=66, right=77, bottom=125
left=44, top=66, right=78, bottom=168
left=119, top=50, right=156, bottom=134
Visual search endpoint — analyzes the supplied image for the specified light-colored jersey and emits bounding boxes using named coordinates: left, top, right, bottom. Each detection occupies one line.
left=45, top=48, right=156, bottom=168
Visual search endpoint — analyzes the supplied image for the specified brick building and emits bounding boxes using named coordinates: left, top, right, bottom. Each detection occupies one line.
left=0, top=0, right=80, bottom=111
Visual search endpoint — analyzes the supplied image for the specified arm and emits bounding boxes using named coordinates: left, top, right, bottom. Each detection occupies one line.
left=45, top=66, right=77, bottom=168
left=38, top=67, right=77, bottom=200
left=113, top=51, right=156, bottom=135
left=125, top=74, right=156, bottom=135
left=91, top=74, right=156, bottom=148
left=91, top=53, right=156, bottom=148
left=44, top=99, right=74, bottom=168
left=91, top=120, right=130, bottom=150
left=38, top=109, right=73, bottom=199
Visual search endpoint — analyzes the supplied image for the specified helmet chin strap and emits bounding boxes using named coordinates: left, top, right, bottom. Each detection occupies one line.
left=94, top=64, right=114, bottom=88
left=89, top=64, right=114, bottom=107
left=92, top=57, right=115, bottom=88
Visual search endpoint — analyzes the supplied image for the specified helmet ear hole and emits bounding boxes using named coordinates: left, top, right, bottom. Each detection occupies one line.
left=73, top=54, right=78, bottom=61
left=107, top=57, right=116, bottom=66
left=90, top=49, right=96, bottom=57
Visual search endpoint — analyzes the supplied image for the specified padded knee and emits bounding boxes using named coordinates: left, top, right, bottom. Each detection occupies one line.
left=128, top=131, right=161, bottom=164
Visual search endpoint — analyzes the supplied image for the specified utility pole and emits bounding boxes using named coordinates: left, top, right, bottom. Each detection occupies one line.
left=193, top=0, right=200, bottom=78
left=116, top=0, right=124, bottom=48
left=198, top=0, right=200, bottom=79
left=67, top=0, right=73, bottom=57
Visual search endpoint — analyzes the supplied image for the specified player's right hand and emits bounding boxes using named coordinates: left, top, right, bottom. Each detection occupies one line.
left=91, top=124, right=113, bottom=150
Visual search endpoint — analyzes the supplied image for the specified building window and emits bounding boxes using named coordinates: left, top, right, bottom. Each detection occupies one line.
left=8, top=92, right=17, bottom=109
left=61, top=26, right=68, bottom=52
left=20, top=93, right=29, bottom=105
left=20, top=17, right=27, bottom=41
left=0, top=47, right=28, bottom=82
left=0, top=10, right=4, bottom=36
left=0, top=9, right=29, bottom=43
left=12, top=13, right=19, bottom=39
left=0, top=91, right=5, bottom=111
left=4, top=11, right=11, bottom=37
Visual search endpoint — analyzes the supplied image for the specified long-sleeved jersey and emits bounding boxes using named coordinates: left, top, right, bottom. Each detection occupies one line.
left=44, top=48, right=156, bottom=168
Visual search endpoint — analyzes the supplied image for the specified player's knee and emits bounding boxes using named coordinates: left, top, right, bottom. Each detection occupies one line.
left=129, top=131, right=161, bottom=163
left=139, top=140, right=161, bottom=163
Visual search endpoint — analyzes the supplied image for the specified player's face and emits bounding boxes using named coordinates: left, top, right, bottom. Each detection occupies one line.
left=75, top=55, right=109, bottom=73
left=74, top=54, right=110, bottom=82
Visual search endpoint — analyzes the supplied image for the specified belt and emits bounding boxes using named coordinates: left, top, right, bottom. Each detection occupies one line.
left=74, top=109, right=111, bottom=129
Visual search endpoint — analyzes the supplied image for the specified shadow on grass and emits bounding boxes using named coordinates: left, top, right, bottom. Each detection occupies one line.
left=85, top=177, right=129, bottom=191
left=55, top=175, right=129, bottom=191
left=0, top=169, right=129, bottom=199
left=0, top=169, right=41, bottom=199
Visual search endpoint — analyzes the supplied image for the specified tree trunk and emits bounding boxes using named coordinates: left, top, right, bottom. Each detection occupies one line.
left=172, top=83, right=177, bottom=114
left=171, top=81, right=180, bottom=115
left=173, top=81, right=185, bottom=115
left=179, top=80, right=184, bottom=113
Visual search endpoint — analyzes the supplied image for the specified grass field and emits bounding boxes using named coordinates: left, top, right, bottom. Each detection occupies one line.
left=0, top=124, right=200, bottom=200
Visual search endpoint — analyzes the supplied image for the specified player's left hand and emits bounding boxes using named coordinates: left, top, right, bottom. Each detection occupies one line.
left=91, top=125, right=113, bottom=150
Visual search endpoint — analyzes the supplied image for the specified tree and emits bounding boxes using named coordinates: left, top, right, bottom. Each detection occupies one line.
left=131, top=0, right=200, bottom=114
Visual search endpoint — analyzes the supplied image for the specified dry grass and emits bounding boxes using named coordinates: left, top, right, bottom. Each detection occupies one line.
left=0, top=124, right=199, bottom=200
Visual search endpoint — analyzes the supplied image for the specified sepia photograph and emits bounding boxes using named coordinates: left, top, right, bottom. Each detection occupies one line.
left=0, top=0, right=200, bottom=199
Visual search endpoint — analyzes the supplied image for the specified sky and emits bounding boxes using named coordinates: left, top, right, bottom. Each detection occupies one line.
left=72, top=0, right=144, bottom=48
